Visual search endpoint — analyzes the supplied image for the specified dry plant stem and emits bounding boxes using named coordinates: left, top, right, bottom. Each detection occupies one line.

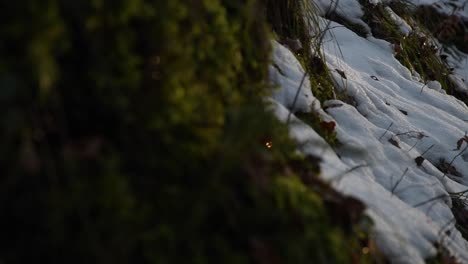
left=442, top=143, right=468, bottom=180
left=391, top=168, right=409, bottom=195
left=287, top=72, right=308, bottom=124
left=315, top=0, right=339, bottom=48
left=406, top=139, right=419, bottom=152
left=413, top=194, right=448, bottom=208
left=379, top=122, right=394, bottom=140
left=420, top=82, right=427, bottom=94
left=421, top=144, right=435, bottom=156
left=395, top=181, right=439, bottom=196
left=332, top=164, right=368, bottom=183
left=450, top=190, right=468, bottom=196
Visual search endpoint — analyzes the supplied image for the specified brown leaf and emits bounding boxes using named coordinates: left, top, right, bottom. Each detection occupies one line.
left=388, top=138, right=400, bottom=148
left=456, top=137, right=464, bottom=150
left=335, top=69, right=347, bottom=79
left=399, top=109, right=408, bottom=115
left=455, top=136, right=468, bottom=150
left=320, top=121, right=336, bottom=133
left=415, top=156, right=425, bottom=166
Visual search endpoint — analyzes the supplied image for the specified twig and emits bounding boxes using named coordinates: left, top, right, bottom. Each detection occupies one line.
left=286, top=72, right=308, bottom=124
left=395, top=180, right=439, bottom=196
left=448, top=189, right=468, bottom=196
left=420, top=82, right=427, bottom=94
left=379, top=122, right=394, bottom=140
left=406, top=139, right=419, bottom=152
left=391, top=168, right=409, bottom=195
left=413, top=194, right=448, bottom=208
left=442, top=142, right=468, bottom=179
left=421, top=144, right=435, bottom=156
left=332, top=164, right=368, bottom=183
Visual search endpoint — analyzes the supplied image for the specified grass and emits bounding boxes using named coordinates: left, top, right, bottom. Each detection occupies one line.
left=265, top=0, right=337, bottom=102
left=359, top=0, right=455, bottom=93
left=414, top=5, right=468, bottom=54
left=295, top=111, right=338, bottom=146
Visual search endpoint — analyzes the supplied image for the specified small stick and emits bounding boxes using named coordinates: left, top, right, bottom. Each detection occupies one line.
left=287, top=72, right=308, bottom=124
left=379, top=122, right=394, bottom=140
left=391, top=168, right=409, bottom=195
left=413, top=194, right=448, bottom=208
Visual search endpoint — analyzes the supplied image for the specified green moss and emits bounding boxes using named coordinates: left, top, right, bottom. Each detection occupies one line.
left=295, top=112, right=338, bottom=146
left=414, top=6, right=468, bottom=54
left=0, top=0, right=379, bottom=263
left=266, top=0, right=337, bottom=102
left=360, top=1, right=455, bottom=93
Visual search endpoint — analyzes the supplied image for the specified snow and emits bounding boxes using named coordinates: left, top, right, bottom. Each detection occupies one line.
left=385, top=6, right=412, bottom=36
left=314, top=0, right=371, bottom=34
left=443, top=45, right=468, bottom=94
left=268, top=12, right=468, bottom=261
left=270, top=42, right=320, bottom=113
left=409, top=0, right=468, bottom=21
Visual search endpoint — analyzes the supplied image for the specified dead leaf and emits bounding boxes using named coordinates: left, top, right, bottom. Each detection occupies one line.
left=399, top=109, right=408, bottom=115
left=335, top=69, right=347, bottom=79
left=454, top=135, right=468, bottom=150
left=415, top=156, right=425, bottom=166
left=320, top=121, right=336, bottom=133
left=388, top=138, right=400, bottom=148
left=437, top=158, right=463, bottom=177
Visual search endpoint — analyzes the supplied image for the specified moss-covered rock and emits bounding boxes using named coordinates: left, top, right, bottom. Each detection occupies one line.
left=0, top=0, right=374, bottom=263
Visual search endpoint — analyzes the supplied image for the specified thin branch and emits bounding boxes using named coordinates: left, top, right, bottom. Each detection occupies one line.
left=442, top=142, right=468, bottom=179
left=391, top=168, right=409, bottom=195
left=421, top=144, right=435, bottom=156
left=406, top=139, right=419, bottom=152
left=379, top=122, right=394, bottom=140
left=420, top=82, right=427, bottom=94
left=412, top=194, right=448, bottom=208
left=286, top=72, right=308, bottom=124
left=332, top=164, right=368, bottom=183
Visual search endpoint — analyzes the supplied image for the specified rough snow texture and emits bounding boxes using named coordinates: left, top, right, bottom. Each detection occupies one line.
left=269, top=13, right=468, bottom=262
left=410, top=0, right=468, bottom=21
left=270, top=42, right=319, bottom=113
left=443, top=46, right=468, bottom=94
left=385, top=6, right=412, bottom=36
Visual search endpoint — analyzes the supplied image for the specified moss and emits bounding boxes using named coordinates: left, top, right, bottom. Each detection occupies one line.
left=451, top=196, right=468, bottom=241
left=414, top=6, right=468, bottom=54
left=0, top=0, right=380, bottom=263
left=326, top=12, right=368, bottom=37
left=359, top=0, right=455, bottom=93
left=265, top=0, right=337, bottom=102
left=295, top=111, right=338, bottom=146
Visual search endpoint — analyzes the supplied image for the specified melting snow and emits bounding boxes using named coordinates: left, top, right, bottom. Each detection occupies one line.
left=268, top=5, right=468, bottom=260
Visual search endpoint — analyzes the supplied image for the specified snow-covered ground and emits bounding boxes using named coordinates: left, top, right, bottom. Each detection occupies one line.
left=268, top=0, right=468, bottom=263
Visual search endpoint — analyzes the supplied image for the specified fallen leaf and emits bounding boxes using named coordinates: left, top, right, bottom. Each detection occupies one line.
left=456, top=137, right=465, bottom=150
left=415, top=156, right=425, bottom=166
left=335, top=69, right=347, bottom=79
left=399, top=109, right=408, bottom=115
left=320, top=121, right=336, bottom=133
left=388, top=138, right=400, bottom=148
